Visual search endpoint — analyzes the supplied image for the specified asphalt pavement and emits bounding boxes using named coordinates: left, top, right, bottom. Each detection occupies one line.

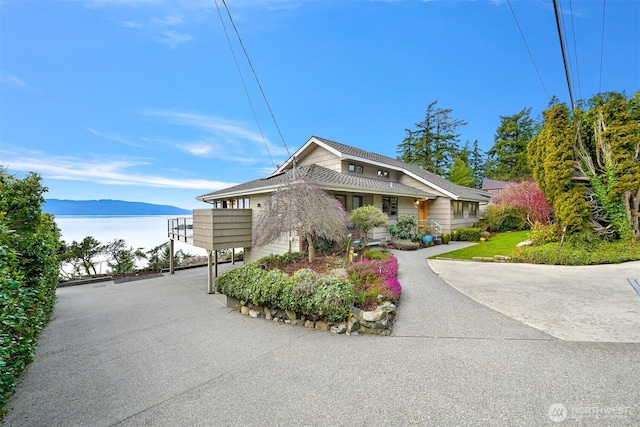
left=2, top=246, right=639, bottom=426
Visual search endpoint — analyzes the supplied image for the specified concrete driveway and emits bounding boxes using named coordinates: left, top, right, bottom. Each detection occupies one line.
left=2, top=249, right=639, bottom=426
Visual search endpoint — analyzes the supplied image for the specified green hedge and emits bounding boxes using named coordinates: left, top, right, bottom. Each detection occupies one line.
left=511, top=239, right=640, bottom=265
left=215, top=264, right=355, bottom=323
left=1, top=171, right=61, bottom=415
left=454, top=227, right=484, bottom=242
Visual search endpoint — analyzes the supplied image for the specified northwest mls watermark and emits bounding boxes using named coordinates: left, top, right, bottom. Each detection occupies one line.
left=548, top=402, right=634, bottom=423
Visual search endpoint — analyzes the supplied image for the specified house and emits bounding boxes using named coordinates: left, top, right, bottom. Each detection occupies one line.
left=184, top=136, right=490, bottom=267
left=481, top=178, right=516, bottom=196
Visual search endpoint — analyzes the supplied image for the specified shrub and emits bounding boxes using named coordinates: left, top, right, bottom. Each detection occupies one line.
left=293, top=275, right=355, bottom=322
left=215, top=263, right=293, bottom=309
left=511, top=239, right=640, bottom=265
left=387, top=214, right=417, bottom=241
left=0, top=170, right=61, bottom=414
left=257, top=252, right=306, bottom=269
left=529, top=222, right=559, bottom=245
left=215, top=262, right=355, bottom=323
left=455, top=227, right=483, bottom=242
left=362, top=248, right=391, bottom=261
left=484, top=204, right=528, bottom=232
left=348, top=256, right=401, bottom=301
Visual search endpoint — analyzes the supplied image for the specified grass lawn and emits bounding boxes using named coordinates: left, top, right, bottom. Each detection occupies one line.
left=432, top=230, right=530, bottom=260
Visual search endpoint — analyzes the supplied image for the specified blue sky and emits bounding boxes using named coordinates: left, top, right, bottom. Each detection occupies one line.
left=1, top=0, right=638, bottom=210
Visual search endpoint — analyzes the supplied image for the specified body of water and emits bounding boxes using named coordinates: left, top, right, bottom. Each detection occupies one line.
left=55, top=215, right=206, bottom=274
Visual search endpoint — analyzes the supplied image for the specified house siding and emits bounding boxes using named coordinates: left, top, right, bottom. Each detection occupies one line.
left=398, top=174, right=448, bottom=198
left=298, top=145, right=341, bottom=172
left=428, top=197, right=452, bottom=234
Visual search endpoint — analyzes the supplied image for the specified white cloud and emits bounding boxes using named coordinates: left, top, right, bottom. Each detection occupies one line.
left=0, top=72, right=34, bottom=90
left=142, top=109, right=290, bottom=163
left=87, top=127, right=146, bottom=148
left=159, top=30, right=194, bottom=47
left=2, top=150, right=236, bottom=191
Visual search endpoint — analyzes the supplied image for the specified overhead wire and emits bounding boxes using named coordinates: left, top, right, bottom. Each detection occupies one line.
left=568, top=0, right=583, bottom=100
left=506, top=0, right=551, bottom=100
left=213, top=0, right=276, bottom=169
left=552, top=0, right=576, bottom=110
left=220, top=0, right=292, bottom=159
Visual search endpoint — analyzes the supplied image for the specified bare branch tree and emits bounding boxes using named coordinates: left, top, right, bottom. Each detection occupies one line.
left=253, top=178, right=349, bottom=262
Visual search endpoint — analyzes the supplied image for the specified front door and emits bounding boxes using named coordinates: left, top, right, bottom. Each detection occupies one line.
left=417, top=200, right=428, bottom=231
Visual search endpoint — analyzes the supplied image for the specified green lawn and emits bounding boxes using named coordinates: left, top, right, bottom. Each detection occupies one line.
left=432, top=230, right=530, bottom=260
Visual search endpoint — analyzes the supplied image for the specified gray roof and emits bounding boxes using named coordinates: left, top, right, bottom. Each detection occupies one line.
left=197, top=163, right=436, bottom=201
left=312, top=136, right=491, bottom=202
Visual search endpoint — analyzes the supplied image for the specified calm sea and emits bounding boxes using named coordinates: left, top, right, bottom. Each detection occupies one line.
left=55, top=215, right=206, bottom=273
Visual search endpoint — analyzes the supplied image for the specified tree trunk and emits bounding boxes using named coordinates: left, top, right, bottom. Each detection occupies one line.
left=306, top=235, right=316, bottom=262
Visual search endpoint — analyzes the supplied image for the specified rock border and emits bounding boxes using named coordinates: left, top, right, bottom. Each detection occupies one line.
left=226, top=296, right=396, bottom=336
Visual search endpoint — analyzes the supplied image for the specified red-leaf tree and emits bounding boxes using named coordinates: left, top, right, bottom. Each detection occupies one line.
left=494, top=180, right=554, bottom=225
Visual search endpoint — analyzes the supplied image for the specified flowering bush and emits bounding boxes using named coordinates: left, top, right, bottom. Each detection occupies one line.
left=348, top=253, right=401, bottom=309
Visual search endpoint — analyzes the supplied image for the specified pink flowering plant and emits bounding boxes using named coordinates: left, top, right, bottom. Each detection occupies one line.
left=347, top=249, right=401, bottom=310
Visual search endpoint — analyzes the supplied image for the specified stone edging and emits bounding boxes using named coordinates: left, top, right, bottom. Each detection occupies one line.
left=226, top=295, right=396, bottom=336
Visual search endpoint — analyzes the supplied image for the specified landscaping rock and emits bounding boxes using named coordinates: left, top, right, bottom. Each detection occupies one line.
left=315, top=321, right=330, bottom=331
left=330, top=323, right=347, bottom=334
left=304, top=320, right=315, bottom=329
left=249, top=309, right=261, bottom=318
left=240, top=306, right=250, bottom=316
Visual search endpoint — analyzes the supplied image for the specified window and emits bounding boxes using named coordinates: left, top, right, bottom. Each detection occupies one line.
left=353, top=196, right=363, bottom=209
left=452, top=201, right=464, bottom=218
left=214, top=197, right=249, bottom=209
left=348, top=163, right=364, bottom=174
left=382, top=196, right=398, bottom=217
left=469, top=202, right=478, bottom=217
left=335, top=195, right=346, bottom=209
left=378, top=169, right=389, bottom=178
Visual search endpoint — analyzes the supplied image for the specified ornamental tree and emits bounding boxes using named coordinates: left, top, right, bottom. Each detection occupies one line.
left=253, top=178, right=349, bottom=262
left=349, top=205, right=388, bottom=246
left=494, top=180, right=554, bottom=226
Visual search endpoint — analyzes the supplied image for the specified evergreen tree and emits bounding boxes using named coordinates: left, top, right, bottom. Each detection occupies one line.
left=486, top=107, right=538, bottom=180
left=448, top=156, right=474, bottom=187
left=397, top=100, right=467, bottom=177
left=577, top=91, right=640, bottom=239
left=528, top=104, right=590, bottom=234
left=469, top=139, right=486, bottom=188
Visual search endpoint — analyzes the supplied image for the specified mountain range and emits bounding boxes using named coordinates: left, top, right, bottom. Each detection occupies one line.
left=44, top=199, right=192, bottom=216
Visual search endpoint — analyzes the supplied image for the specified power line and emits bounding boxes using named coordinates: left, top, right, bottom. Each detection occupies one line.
left=506, top=0, right=551, bottom=100
left=220, top=0, right=292, bottom=159
left=568, top=0, right=583, bottom=100
left=599, top=0, right=606, bottom=93
left=553, top=0, right=576, bottom=110
left=213, top=0, right=276, bottom=169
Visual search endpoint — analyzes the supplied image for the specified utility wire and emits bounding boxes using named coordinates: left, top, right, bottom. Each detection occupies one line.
left=553, top=0, right=576, bottom=110
left=599, top=0, right=606, bottom=93
left=213, top=0, right=276, bottom=169
left=221, top=0, right=292, bottom=159
left=506, top=0, right=550, bottom=100
left=568, top=0, right=583, bottom=100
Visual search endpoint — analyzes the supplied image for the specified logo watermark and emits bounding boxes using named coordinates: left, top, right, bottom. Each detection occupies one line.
left=548, top=403, right=633, bottom=423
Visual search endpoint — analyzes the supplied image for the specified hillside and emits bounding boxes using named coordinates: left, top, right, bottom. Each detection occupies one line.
left=44, top=199, right=191, bottom=216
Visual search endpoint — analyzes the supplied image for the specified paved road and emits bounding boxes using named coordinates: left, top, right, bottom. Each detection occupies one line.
left=2, top=250, right=639, bottom=426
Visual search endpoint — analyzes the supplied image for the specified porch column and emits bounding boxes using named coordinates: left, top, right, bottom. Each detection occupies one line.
left=169, top=239, right=175, bottom=274
left=207, top=249, right=214, bottom=294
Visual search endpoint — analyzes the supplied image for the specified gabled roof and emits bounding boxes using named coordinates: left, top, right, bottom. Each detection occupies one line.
left=197, top=164, right=436, bottom=202
left=481, top=178, right=516, bottom=191
left=276, top=136, right=490, bottom=202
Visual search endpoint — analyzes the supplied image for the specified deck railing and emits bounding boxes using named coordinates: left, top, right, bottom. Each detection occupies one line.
left=167, top=217, right=193, bottom=243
